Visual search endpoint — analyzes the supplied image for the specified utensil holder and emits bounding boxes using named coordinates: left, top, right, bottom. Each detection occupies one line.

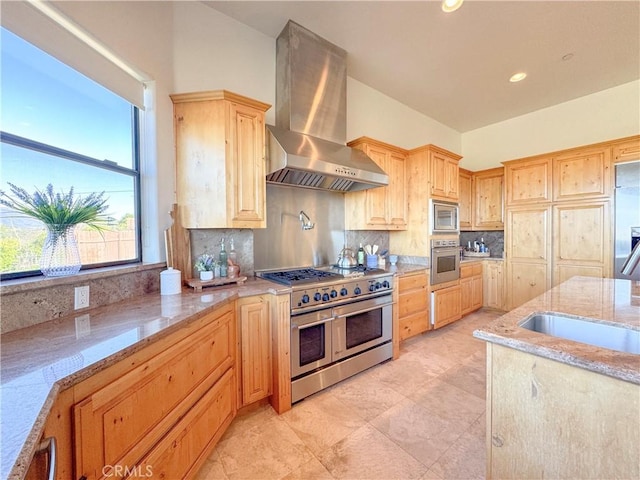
left=366, top=254, right=378, bottom=268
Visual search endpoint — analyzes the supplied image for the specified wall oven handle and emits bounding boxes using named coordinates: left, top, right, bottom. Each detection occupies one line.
left=291, top=318, right=334, bottom=330
left=334, top=302, right=393, bottom=319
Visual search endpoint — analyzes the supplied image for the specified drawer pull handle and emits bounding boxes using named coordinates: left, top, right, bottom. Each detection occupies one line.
left=36, top=436, right=56, bottom=480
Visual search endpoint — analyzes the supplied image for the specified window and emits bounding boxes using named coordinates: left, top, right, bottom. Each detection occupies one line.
left=0, top=27, right=141, bottom=278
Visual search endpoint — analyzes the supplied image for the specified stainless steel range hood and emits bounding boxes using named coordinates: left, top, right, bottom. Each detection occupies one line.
left=266, top=20, right=388, bottom=192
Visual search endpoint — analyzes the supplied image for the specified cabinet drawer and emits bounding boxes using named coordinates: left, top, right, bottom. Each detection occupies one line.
left=398, top=289, right=428, bottom=317
left=74, top=308, right=235, bottom=479
left=461, top=262, right=483, bottom=278
left=398, top=272, right=427, bottom=290
left=399, top=311, right=430, bottom=341
left=472, top=263, right=482, bottom=276
left=126, top=368, right=236, bottom=479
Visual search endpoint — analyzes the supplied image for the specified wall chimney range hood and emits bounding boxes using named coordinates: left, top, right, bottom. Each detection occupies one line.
left=266, top=20, right=388, bottom=192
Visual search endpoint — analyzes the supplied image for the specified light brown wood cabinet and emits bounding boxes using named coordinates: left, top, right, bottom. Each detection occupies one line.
left=482, top=260, right=505, bottom=310
left=473, top=167, right=504, bottom=230
left=460, top=262, right=483, bottom=315
left=237, top=295, right=272, bottom=407
left=431, top=283, right=462, bottom=329
left=345, top=137, right=407, bottom=230
left=398, top=270, right=429, bottom=340
left=486, top=343, right=639, bottom=479
left=505, top=206, right=552, bottom=309
left=552, top=200, right=611, bottom=285
left=72, top=303, right=236, bottom=480
left=171, top=90, right=270, bottom=229
left=459, top=168, right=473, bottom=229
left=504, top=156, right=552, bottom=206
left=429, top=146, right=461, bottom=201
left=612, top=135, right=640, bottom=163
left=552, top=146, right=611, bottom=201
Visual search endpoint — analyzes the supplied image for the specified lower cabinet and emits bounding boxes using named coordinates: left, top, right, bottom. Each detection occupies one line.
left=237, top=295, right=272, bottom=407
left=73, top=302, right=236, bottom=480
left=460, top=262, right=483, bottom=315
left=483, top=260, right=505, bottom=310
left=398, top=270, right=429, bottom=340
left=431, top=283, right=462, bottom=329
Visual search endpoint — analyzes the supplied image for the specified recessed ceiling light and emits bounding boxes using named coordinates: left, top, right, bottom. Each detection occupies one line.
left=509, top=72, right=527, bottom=83
left=442, top=0, right=464, bottom=13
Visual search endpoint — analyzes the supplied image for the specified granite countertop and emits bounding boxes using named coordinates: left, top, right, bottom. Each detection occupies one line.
left=461, top=256, right=503, bottom=263
left=0, top=278, right=288, bottom=480
left=473, top=276, right=640, bottom=385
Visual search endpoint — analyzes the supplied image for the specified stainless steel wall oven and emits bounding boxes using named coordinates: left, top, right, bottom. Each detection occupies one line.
left=430, top=239, right=460, bottom=285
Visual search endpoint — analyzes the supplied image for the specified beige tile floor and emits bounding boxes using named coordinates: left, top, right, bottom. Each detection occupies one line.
left=195, top=309, right=503, bottom=480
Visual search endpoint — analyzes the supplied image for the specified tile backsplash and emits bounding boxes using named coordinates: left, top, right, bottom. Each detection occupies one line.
left=460, top=230, right=504, bottom=257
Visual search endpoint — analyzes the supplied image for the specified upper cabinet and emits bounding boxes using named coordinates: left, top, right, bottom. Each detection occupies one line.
left=171, top=90, right=271, bottom=229
left=345, top=137, right=408, bottom=230
left=612, top=135, right=640, bottom=163
left=429, top=145, right=461, bottom=201
left=504, top=156, right=553, bottom=206
left=473, top=167, right=505, bottom=230
left=459, top=168, right=473, bottom=229
left=552, top=146, right=611, bottom=201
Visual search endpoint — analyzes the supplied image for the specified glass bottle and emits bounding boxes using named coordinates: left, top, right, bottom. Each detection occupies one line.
left=357, top=243, right=365, bottom=267
left=219, top=238, right=228, bottom=277
left=228, top=237, right=237, bottom=265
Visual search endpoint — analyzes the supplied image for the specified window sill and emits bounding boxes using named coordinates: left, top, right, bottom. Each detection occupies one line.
left=0, top=262, right=166, bottom=296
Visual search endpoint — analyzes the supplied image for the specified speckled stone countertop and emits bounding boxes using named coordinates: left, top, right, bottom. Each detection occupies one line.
left=0, top=278, right=288, bottom=480
left=473, top=276, right=640, bottom=385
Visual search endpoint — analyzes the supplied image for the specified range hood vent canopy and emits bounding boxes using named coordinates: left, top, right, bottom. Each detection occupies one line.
left=266, top=20, right=388, bottom=192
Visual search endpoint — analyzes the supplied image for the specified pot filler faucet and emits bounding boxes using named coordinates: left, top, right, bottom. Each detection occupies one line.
left=299, top=210, right=315, bottom=230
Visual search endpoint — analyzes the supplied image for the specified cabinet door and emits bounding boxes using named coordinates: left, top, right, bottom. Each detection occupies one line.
left=238, top=296, right=272, bottom=407
left=460, top=276, right=473, bottom=315
left=432, top=285, right=461, bottom=329
left=506, top=206, right=552, bottom=263
left=446, top=158, right=459, bottom=200
left=364, top=145, right=389, bottom=226
left=459, top=169, right=473, bottom=229
left=431, top=153, right=459, bottom=200
left=552, top=147, right=611, bottom=201
left=473, top=168, right=504, bottom=230
left=483, top=261, right=505, bottom=310
left=613, top=136, right=640, bottom=163
left=505, top=157, right=552, bottom=206
left=228, top=101, right=266, bottom=227
left=387, top=151, right=407, bottom=228
left=507, top=261, right=549, bottom=310
left=553, top=201, right=611, bottom=285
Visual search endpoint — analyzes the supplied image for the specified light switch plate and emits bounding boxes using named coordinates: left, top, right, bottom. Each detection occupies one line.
left=75, top=314, right=91, bottom=338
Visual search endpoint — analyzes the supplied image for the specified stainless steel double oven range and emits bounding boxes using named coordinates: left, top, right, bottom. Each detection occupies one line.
left=259, top=267, right=394, bottom=403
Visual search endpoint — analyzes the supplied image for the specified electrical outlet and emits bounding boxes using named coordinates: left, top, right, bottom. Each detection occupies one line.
left=74, top=286, right=90, bottom=310
left=75, top=314, right=91, bottom=338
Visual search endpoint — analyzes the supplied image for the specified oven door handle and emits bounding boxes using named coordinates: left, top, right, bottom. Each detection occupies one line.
left=291, top=317, right=335, bottom=330
left=334, top=302, right=393, bottom=319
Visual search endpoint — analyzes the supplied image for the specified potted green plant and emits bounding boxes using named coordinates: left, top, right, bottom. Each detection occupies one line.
left=0, top=183, right=109, bottom=277
left=194, top=253, right=216, bottom=281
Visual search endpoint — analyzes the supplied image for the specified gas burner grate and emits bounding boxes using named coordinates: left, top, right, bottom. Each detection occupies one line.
left=260, top=268, right=340, bottom=286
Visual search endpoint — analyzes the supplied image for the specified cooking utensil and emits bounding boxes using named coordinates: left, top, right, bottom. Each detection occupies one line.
left=337, top=247, right=357, bottom=268
left=372, top=245, right=379, bottom=255
left=364, top=244, right=372, bottom=255
left=379, top=249, right=389, bottom=257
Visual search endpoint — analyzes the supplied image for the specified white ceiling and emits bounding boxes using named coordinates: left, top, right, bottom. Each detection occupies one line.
left=204, top=1, right=640, bottom=133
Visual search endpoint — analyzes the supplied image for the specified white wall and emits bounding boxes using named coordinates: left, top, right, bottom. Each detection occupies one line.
left=461, top=80, right=640, bottom=171
left=347, top=78, right=462, bottom=153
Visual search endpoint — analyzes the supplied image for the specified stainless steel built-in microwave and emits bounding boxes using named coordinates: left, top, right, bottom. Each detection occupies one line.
left=430, top=199, right=459, bottom=234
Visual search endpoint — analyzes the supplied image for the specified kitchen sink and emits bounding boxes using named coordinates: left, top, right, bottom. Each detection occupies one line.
left=519, top=313, right=640, bottom=354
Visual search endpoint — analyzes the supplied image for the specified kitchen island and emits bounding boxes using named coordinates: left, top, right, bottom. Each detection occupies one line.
left=473, top=276, right=640, bottom=479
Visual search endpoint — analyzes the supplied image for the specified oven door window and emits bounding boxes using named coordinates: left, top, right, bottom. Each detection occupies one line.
left=436, top=254, right=457, bottom=274
left=299, top=323, right=326, bottom=367
left=345, top=309, right=383, bottom=349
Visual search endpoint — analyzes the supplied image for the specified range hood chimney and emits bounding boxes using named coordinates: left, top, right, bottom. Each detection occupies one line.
left=266, top=20, right=388, bottom=192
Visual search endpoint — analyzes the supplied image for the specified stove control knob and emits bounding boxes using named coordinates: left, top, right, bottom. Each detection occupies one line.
left=301, top=294, right=310, bottom=304
left=322, top=293, right=330, bottom=302
left=354, top=286, right=361, bottom=295
left=369, top=284, right=376, bottom=292
left=340, top=287, right=348, bottom=296
left=382, top=280, right=390, bottom=288
left=330, top=289, right=338, bottom=298
left=375, top=282, right=382, bottom=290
left=314, top=292, right=322, bottom=302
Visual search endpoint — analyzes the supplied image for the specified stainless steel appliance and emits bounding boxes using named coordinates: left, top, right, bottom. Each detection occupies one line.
left=430, top=199, right=459, bottom=234
left=266, top=20, right=389, bottom=192
left=260, top=267, right=393, bottom=403
left=614, top=161, right=640, bottom=280
left=430, top=238, right=461, bottom=285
